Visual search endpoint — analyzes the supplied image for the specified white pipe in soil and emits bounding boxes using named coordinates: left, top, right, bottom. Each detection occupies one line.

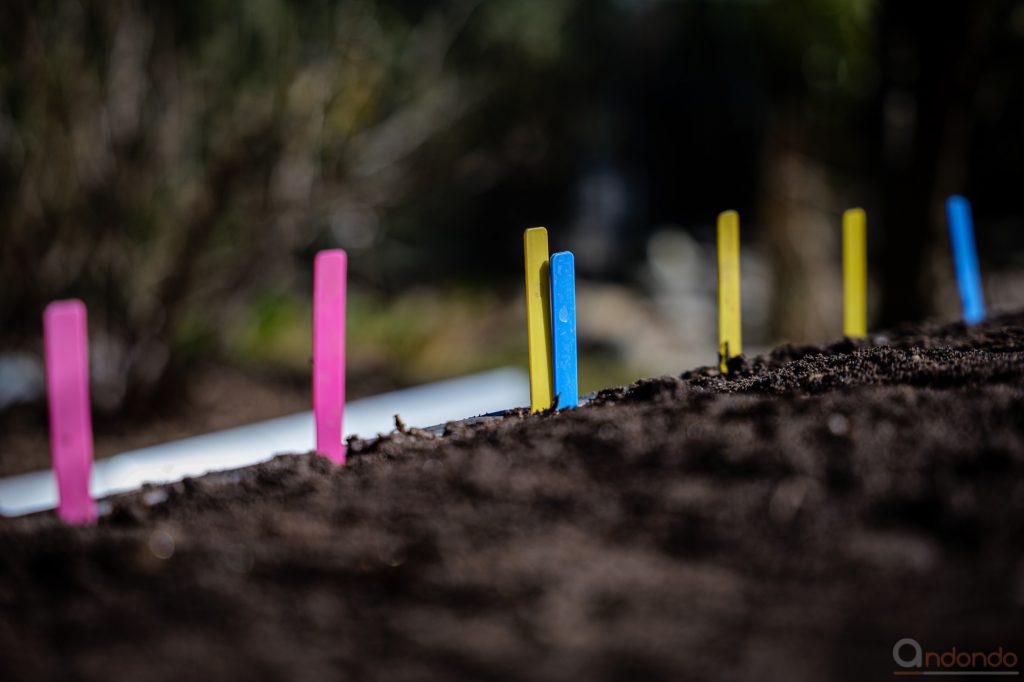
left=0, top=367, right=528, bottom=517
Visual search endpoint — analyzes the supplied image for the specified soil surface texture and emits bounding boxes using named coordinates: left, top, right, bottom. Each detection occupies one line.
left=2, top=314, right=1024, bottom=681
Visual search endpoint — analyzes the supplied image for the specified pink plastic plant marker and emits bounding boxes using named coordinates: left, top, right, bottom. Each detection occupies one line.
left=43, top=300, right=97, bottom=525
left=313, top=249, right=347, bottom=465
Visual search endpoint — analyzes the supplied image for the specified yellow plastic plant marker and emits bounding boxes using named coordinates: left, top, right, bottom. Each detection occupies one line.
left=717, top=210, right=742, bottom=372
left=842, top=208, right=867, bottom=338
left=523, top=227, right=553, bottom=412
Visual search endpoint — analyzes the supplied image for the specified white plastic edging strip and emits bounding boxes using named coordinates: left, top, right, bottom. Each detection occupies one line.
left=0, top=367, right=528, bottom=517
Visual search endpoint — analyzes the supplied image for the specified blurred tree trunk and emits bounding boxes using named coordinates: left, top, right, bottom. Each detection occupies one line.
left=759, top=107, right=841, bottom=345
left=875, top=0, right=995, bottom=326
left=763, top=0, right=999, bottom=341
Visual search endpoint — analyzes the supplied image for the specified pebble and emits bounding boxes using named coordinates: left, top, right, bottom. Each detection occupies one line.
left=142, top=489, right=169, bottom=506
left=769, top=478, right=809, bottom=525
left=827, top=414, right=850, bottom=436
left=148, top=529, right=175, bottom=560
left=224, top=543, right=254, bottom=573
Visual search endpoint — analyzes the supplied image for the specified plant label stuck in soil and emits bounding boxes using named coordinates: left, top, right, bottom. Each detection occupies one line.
left=43, top=299, right=97, bottom=525
left=717, top=210, right=743, bottom=372
left=842, top=207, right=868, bottom=338
left=550, top=251, right=578, bottom=410
left=524, top=227, right=554, bottom=412
left=313, top=249, right=347, bottom=464
left=946, top=195, right=986, bottom=325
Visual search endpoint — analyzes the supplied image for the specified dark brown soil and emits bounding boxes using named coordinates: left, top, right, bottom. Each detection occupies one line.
left=2, top=315, right=1024, bottom=681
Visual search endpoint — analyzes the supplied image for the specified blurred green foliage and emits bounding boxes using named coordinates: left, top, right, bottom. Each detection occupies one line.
left=1, top=0, right=1021, bottom=414
left=0, top=0, right=585, bottom=409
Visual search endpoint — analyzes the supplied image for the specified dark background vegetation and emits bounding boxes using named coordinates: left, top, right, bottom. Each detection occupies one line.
left=1, top=0, right=1023, bottom=468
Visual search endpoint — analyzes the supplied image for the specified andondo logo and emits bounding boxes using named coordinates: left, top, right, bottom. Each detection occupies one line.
left=893, top=638, right=1020, bottom=676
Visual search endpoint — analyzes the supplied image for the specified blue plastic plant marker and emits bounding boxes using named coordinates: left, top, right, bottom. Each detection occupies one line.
left=549, top=251, right=578, bottom=410
left=946, top=195, right=986, bottom=325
